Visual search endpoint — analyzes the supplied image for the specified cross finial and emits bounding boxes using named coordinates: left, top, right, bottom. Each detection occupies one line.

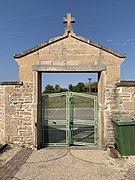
left=63, top=13, right=75, bottom=33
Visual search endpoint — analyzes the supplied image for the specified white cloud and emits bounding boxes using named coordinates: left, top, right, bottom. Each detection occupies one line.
left=123, top=42, right=127, bottom=46
left=126, top=39, right=131, bottom=42
left=126, top=38, right=135, bottom=42
left=106, top=39, right=113, bottom=42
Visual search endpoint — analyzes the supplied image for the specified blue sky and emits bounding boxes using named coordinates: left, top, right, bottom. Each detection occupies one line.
left=0, top=0, right=135, bottom=88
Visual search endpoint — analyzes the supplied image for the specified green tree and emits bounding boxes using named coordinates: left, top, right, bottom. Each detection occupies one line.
left=90, top=82, right=98, bottom=93
left=75, top=82, right=85, bottom=92
left=55, top=84, right=61, bottom=92
left=59, top=87, right=68, bottom=92
left=68, top=84, right=73, bottom=91
left=44, top=84, right=55, bottom=93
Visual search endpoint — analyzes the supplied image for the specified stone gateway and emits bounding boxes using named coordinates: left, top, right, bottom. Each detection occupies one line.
left=0, top=13, right=135, bottom=149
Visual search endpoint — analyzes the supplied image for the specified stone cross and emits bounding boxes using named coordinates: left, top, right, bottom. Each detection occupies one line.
left=63, top=13, right=75, bottom=33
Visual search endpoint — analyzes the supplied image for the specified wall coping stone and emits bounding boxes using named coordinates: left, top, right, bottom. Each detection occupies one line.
left=0, top=81, right=23, bottom=86
left=116, top=81, right=135, bottom=87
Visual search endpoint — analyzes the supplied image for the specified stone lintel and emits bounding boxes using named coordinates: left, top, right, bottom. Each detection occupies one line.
left=32, top=64, right=106, bottom=72
left=116, top=81, right=135, bottom=87
left=0, top=81, right=23, bottom=86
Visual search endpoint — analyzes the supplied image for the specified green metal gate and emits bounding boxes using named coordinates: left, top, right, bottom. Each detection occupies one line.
left=42, top=92, right=98, bottom=147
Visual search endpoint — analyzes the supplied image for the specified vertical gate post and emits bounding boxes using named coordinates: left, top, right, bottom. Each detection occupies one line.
left=98, top=71, right=106, bottom=149
left=33, top=71, right=42, bottom=149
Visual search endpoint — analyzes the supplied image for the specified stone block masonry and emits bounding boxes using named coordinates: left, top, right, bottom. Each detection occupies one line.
left=116, top=82, right=135, bottom=118
left=0, top=86, right=4, bottom=143
left=104, top=81, right=135, bottom=147
left=0, top=82, right=33, bottom=148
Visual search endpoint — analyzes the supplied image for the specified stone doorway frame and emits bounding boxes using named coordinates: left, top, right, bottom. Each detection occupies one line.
left=32, top=64, right=106, bottom=149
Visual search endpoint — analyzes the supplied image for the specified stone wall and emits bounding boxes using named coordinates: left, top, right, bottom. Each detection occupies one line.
left=1, top=80, right=134, bottom=148
left=116, top=83, right=135, bottom=118
left=104, top=81, right=135, bottom=147
left=0, top=85, right=4, bottom=143
left=0, top=82, right=33, bottom=147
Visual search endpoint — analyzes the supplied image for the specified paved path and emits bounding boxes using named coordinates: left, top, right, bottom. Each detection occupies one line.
left=1, top=147, right=135, bottom=180
left=0, top=148, right=32, bottom=180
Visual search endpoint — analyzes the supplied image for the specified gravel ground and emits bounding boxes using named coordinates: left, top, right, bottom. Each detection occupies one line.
left=13, top=148, right=131, bottom=180
left=1, top=146, right=135, bottom=180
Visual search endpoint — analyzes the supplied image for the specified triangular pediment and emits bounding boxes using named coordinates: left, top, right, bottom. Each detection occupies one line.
left=14, top=33, right=126, bottom=59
